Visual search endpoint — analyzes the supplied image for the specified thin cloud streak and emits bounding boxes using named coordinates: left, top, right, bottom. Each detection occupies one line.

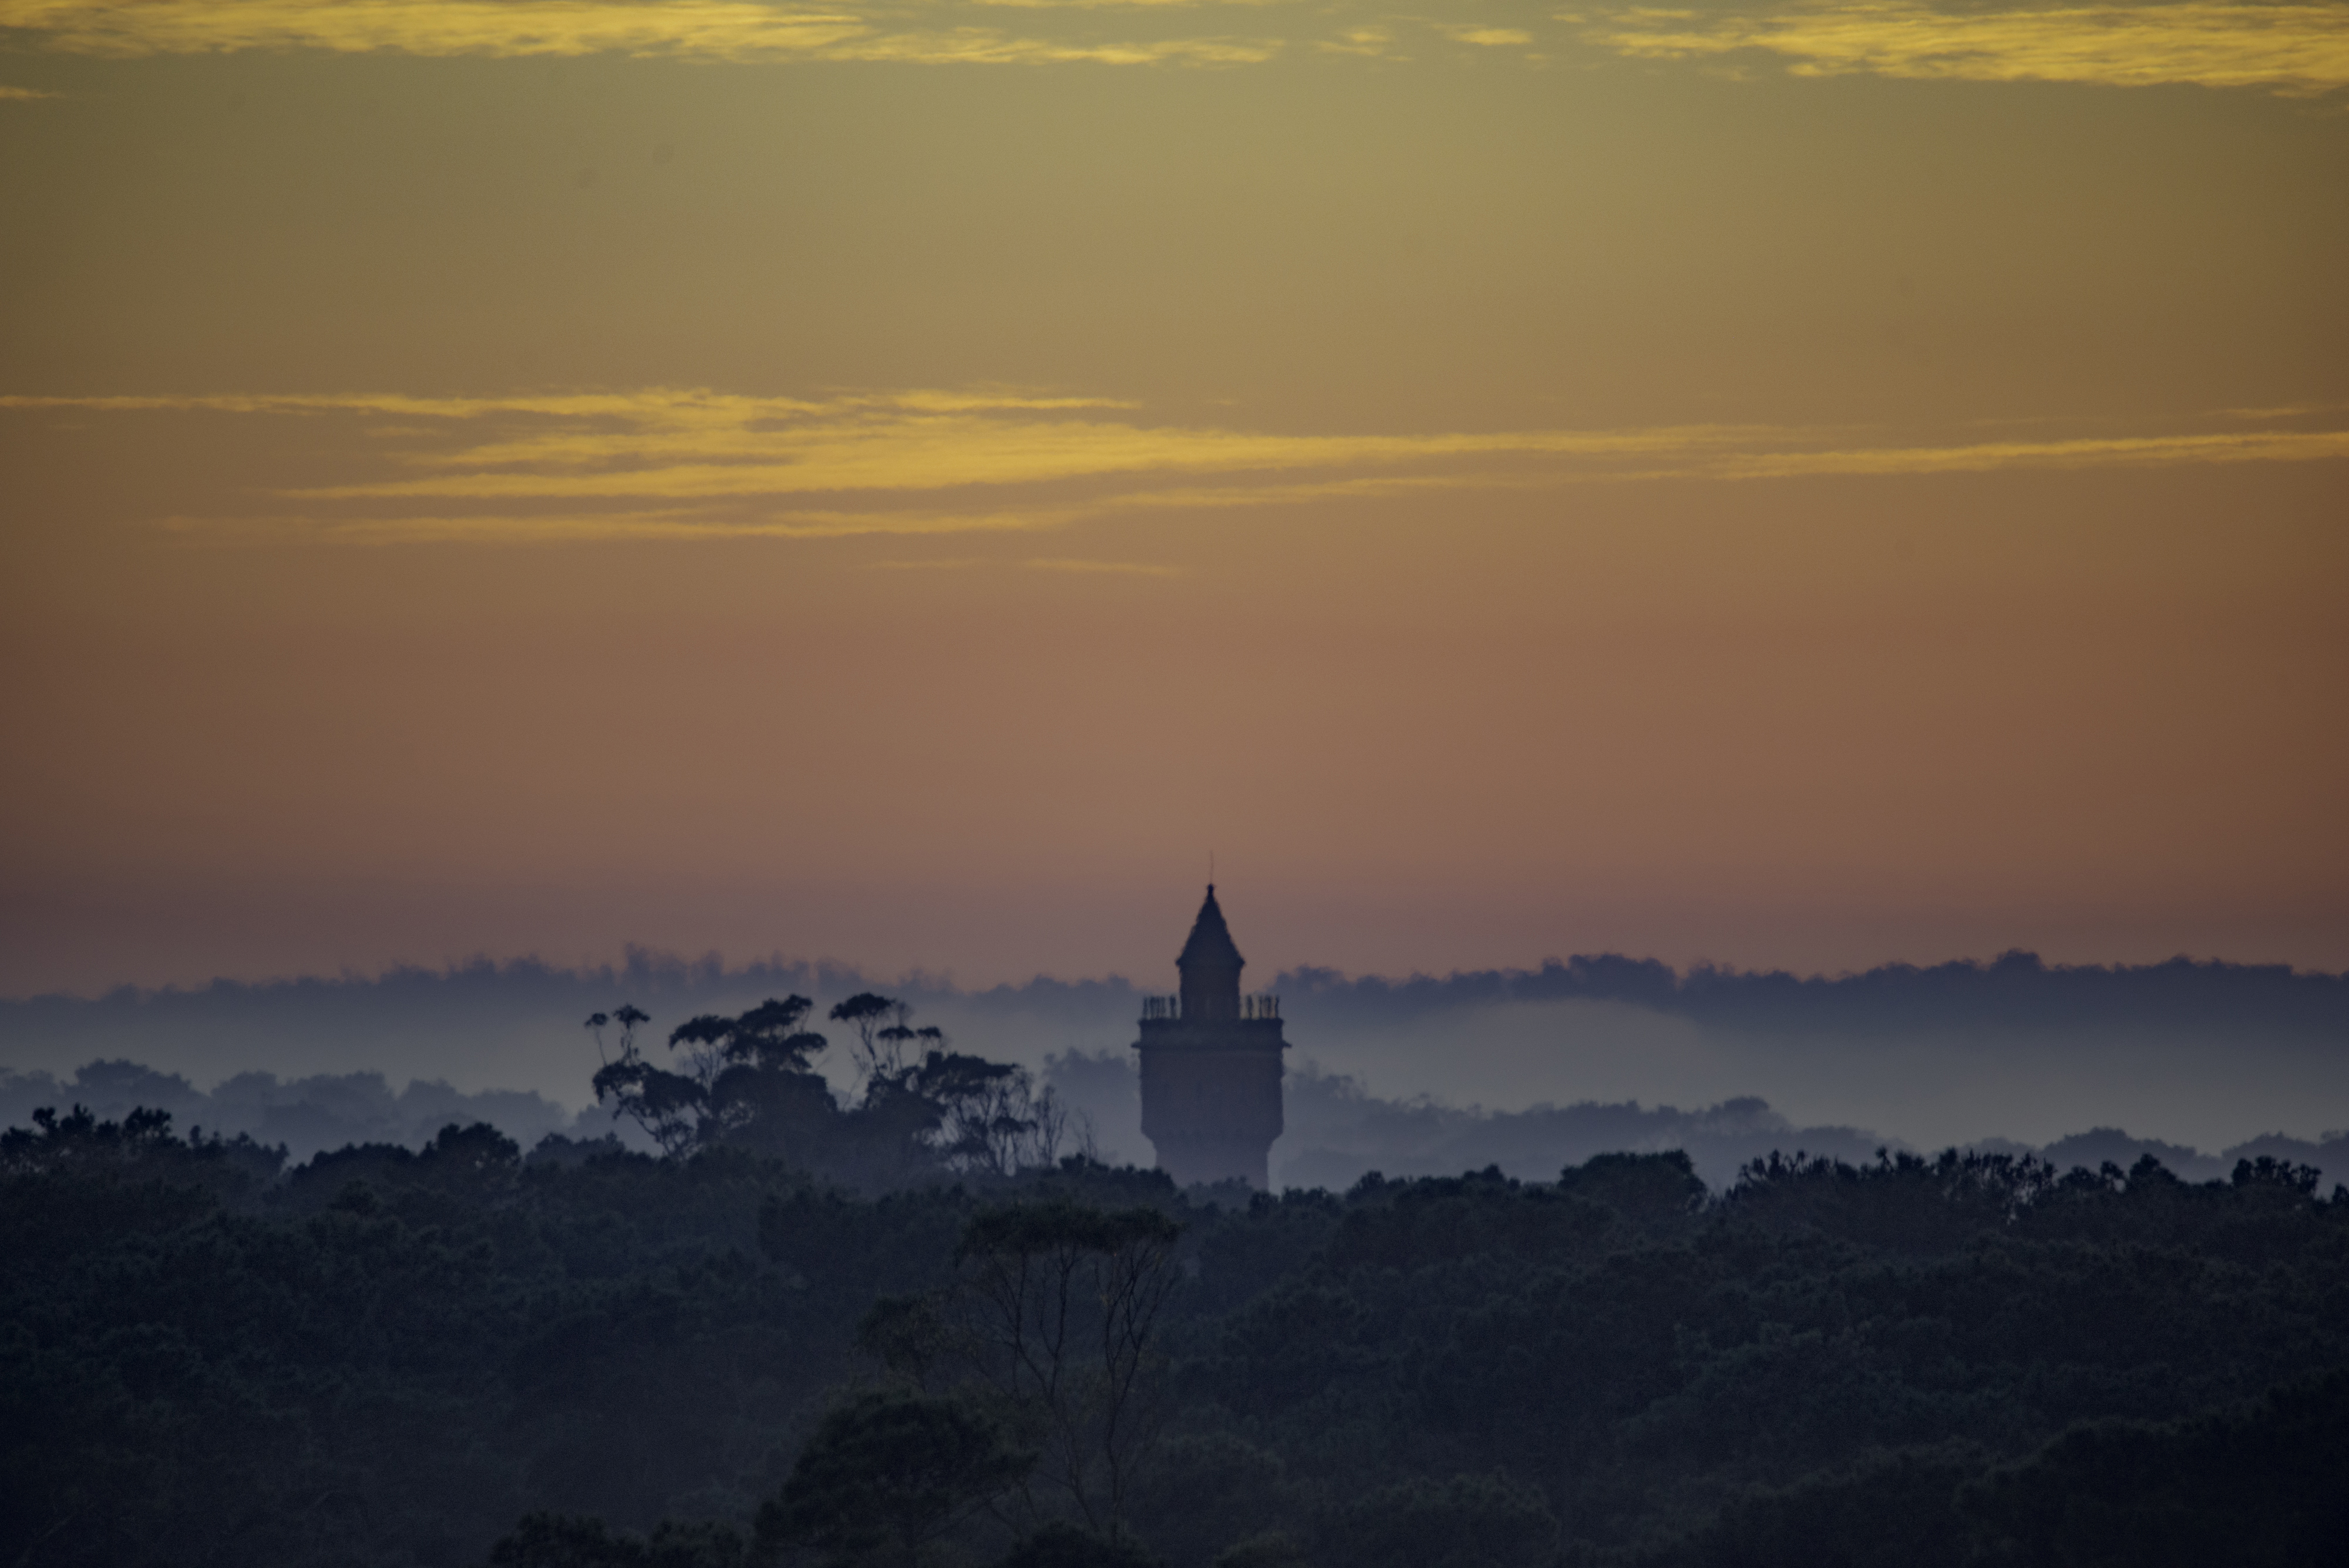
left=154, top=506, right=1093, bottom=546
left=11, top=389, right=2344, bottom=544
left=1589, top=2, right=2349, bottom=96
left=1711, top=429, right=2349, bottom=478
left=1438, top=22, right=1536, bottom=46
left=0, top=389, right=1129, bottom=419
left=293, top=427, right=1761, bottom=500
left=0, top=0, right=1281, bottom=65
left=5, top=0, right=2343, bottom=94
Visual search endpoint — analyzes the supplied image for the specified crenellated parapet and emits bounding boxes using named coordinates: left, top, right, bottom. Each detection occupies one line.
left=1139, top=992, right=1281, bottom=1022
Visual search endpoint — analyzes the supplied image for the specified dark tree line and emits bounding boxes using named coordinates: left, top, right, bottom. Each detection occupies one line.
left=4, top=1018, right=2346, bottom=1568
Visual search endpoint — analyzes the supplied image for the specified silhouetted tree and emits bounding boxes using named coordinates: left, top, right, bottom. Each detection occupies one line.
left=831, top=993, right=903, bottom=1082
left=894, top=1052, right=1068, bottom=1177
left=945, top=1203, right=1184, bottom=1537
left=590, top=998, right=835, bottom=1159
left=756, top=1389, right=1032, bottom=1567
left=874, top=1000, right=948, bottom=1084
left=588, top=1004, right=706, bottom=1156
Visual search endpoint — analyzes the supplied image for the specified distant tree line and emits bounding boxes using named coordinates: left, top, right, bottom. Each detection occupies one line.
left=3, top=1000, right=2345, bottom=1567
left=1279, top=948, right=2349, bottom=1037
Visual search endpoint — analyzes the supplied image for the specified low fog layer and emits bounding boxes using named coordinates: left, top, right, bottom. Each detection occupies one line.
left=3, top=949, right=2343, bottom=1180
left=1041, top=1052, right=2349, bottom=1192
left=0, top=1058, right=622, bottom=1163
left=8, top=1050, right=2343, bottom=1193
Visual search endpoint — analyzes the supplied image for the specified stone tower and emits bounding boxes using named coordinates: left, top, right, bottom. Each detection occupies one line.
left=1133, top=886, right=1287, bottom=1189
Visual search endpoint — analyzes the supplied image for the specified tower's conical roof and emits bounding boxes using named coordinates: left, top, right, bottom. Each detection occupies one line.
left=1177, top=885, right=1245, bottom=971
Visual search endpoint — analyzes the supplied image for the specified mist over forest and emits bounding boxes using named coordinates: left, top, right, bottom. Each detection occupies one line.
left=8, top=950, right=2348, bottom=1567
left=8, top=1020, right=2346, bottom=1568
left=6, top=947, right=2345, bottom=1187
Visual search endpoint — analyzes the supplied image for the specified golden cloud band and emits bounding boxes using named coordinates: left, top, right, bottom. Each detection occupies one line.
left=5, top=389, right=2343, bottom=545
left=1, top=0, right=2343, bottom=93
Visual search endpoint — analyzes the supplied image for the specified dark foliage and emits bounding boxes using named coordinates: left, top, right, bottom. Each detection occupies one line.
left=757, top=1388, right=1033, bottom=1565
left=1962, top=1369, right=2349, bottom=1567
left=991, top=1522, right=1159, bottom=1568
left=5, top=1081, right=2346, bottom=1568
left=487, top=1514, right=749, bottom=1568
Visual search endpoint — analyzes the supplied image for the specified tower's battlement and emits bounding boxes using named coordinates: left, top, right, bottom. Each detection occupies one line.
left=1139, top=992, right=1281, bottom=1022
left=1131, top=887, right=1288, bottom=1189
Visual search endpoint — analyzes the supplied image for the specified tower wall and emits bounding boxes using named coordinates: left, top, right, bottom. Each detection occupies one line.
left=1136, top=1018, right=1285, bottom=1186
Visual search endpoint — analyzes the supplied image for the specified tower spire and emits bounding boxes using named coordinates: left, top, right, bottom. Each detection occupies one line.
left=1177, top=883, right=1246, bottom=1018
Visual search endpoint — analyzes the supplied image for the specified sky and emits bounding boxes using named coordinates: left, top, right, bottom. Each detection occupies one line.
left=2, top=0, right=2345, bottom=1001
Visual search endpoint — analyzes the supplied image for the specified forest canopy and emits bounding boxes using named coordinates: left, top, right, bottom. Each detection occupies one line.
left=3, top=994, right=2344, bottom=1567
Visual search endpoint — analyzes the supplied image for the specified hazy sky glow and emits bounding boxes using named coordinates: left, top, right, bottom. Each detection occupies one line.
left=2, top=0, right=2343, bottom=997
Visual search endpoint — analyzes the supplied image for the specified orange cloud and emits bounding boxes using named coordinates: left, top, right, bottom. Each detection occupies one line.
left=1587, top=2, right=2349, bottom=96
left=7, top=0, right=2337, bottom=93
left=8, top=389, right=2343, bottom=544
left=0, top=0, right=1281, bottom=65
